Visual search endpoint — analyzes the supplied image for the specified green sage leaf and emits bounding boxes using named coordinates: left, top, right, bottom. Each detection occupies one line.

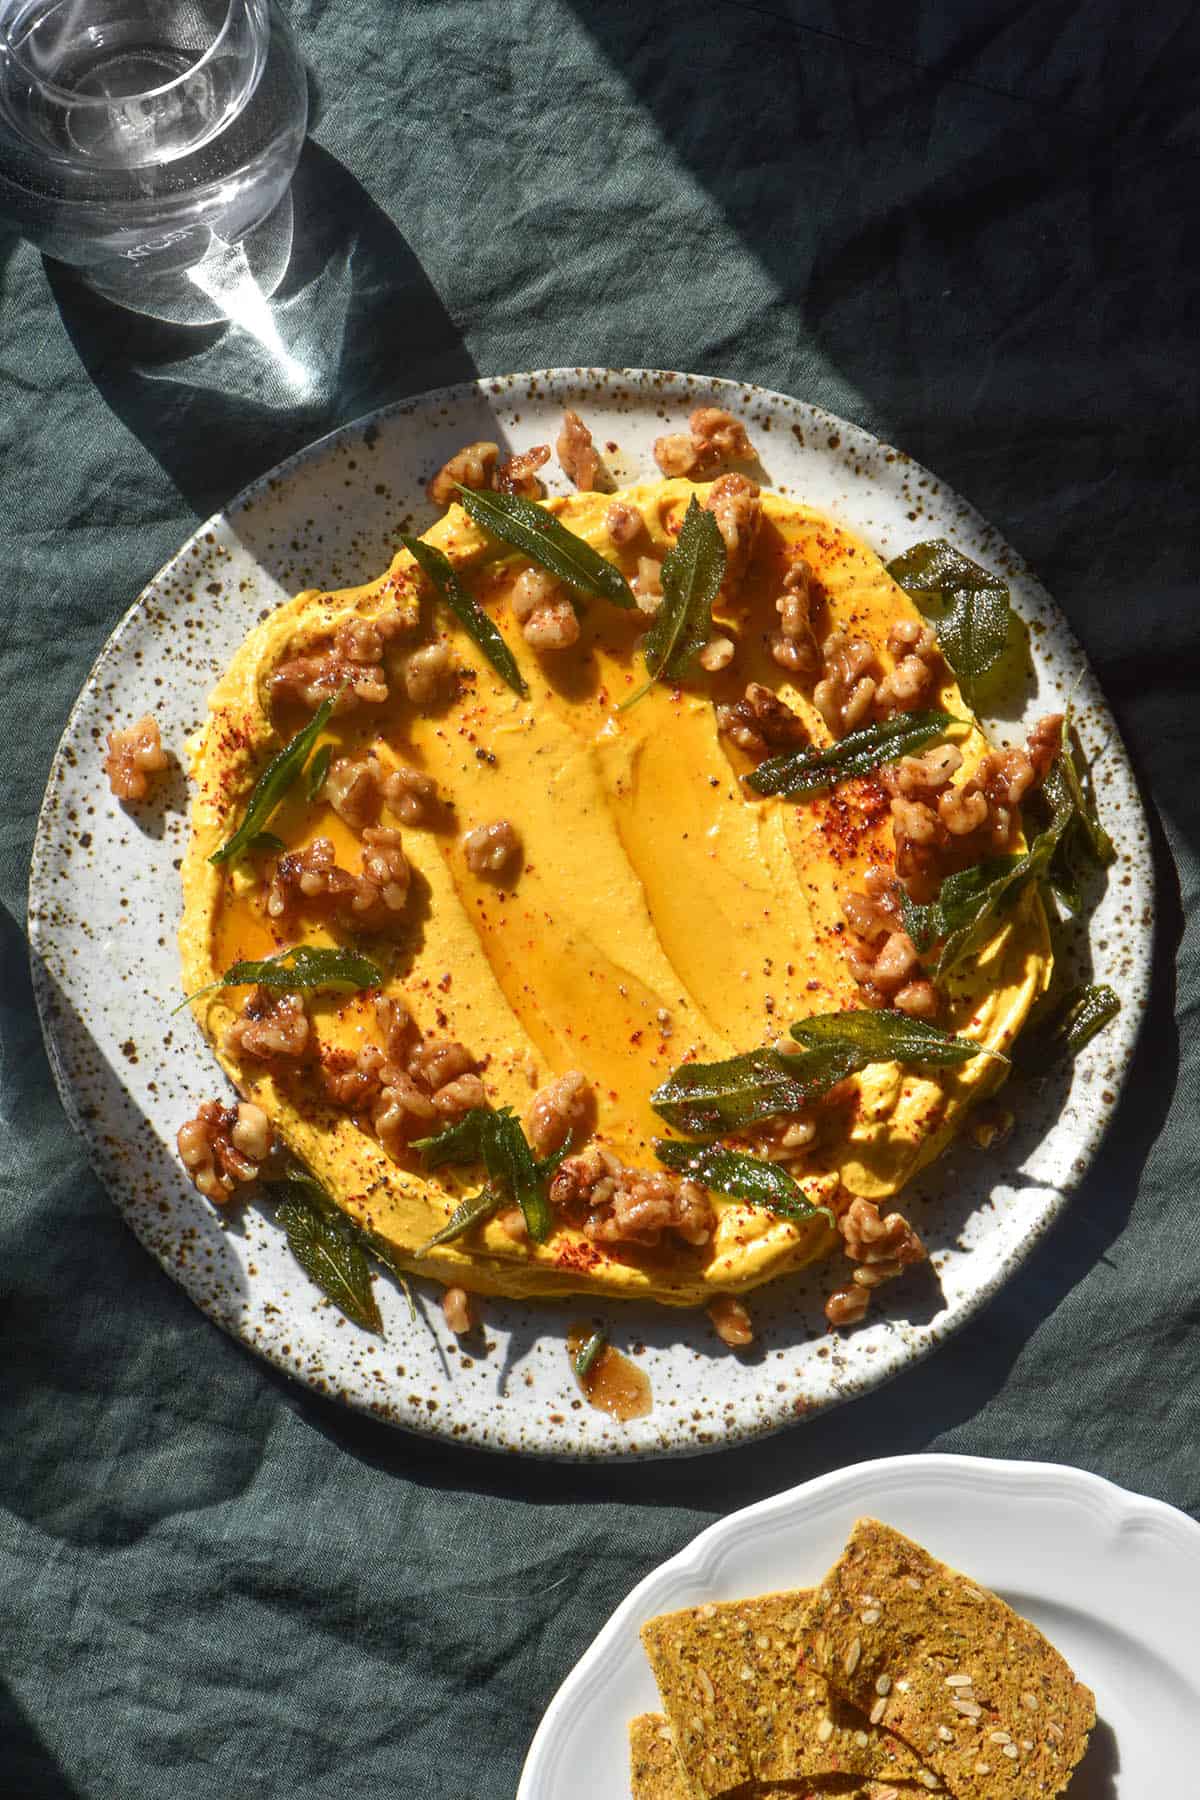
left=413, top=1106, right=556, bottom=1244
left=650, top=1047, right=855, bottom=1135
left=416, top=1184, right=502, bottom=1255
left=175, top=943, right=383, bottom=1013
left=306, top=743, right=332, bottom=802
left=789, top=1008, right=997, bottom=1069
left=401, top=532, right=527, bottom=696
left=636, top=496, right=726, bottom=689
left=654, top=1139, right=835, bottom=1227
left=887, top=539, right=1012, bottom=704
left=275, top=1193, right=383, bottom=1333
left=455, top=485, right=634, bottom=608
left=747, top=709, right=958, bottom=800
left=574, top=1329, right=607, bottom=1379
left=247, top=830, right=287, bottom=854
left=210, top=691, right=338, bottom=865
left=414, top=1108, right=496, bottom=1171
left=1016, top=983, right=1121, bottom=1075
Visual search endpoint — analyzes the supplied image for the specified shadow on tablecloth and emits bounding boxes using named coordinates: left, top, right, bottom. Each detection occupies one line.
left=42, top=140, right=479, bottom=521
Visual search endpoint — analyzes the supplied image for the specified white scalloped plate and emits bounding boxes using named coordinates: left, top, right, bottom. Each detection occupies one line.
left=28, top=370, right=1153, bottom=1458
left=519, top=1455, right=1200, bottom=1794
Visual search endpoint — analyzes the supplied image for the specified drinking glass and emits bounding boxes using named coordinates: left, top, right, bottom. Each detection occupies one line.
left=0, top=0, right=307, bottom=314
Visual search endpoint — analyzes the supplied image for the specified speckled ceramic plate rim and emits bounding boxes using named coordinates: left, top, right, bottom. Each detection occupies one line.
left=28, top=368, right=1153, bottom=1460
left=517, top=1453, right=1200, bottom=1795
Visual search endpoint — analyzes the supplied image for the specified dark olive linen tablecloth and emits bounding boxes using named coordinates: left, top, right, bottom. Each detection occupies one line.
left=2, top=3, right=1197, bottom=1795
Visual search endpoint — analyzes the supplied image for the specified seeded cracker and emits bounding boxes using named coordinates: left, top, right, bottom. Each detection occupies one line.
left=639, top=1593, right=936, bottom=1796
left=803, top=1520, right=1095, bottom=1799
left=628, top=1714, right=923, bottom=1800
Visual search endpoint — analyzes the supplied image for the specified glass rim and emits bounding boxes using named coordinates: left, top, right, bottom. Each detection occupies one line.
left=0, top=0, right=247, bottom=110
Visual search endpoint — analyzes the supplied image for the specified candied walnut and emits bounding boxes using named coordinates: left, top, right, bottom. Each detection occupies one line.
left=495, top=443, right=551, bottom=498
left=556, top=410, right=604, bottom=491
left=652, top=431, right=713, bottom=480
left=883, top=743, right=963, bottom=798
left=376, top=993, right=418, bottom=1065
left=840, top=1195, right=926, bottom=1269
left=1026, top=712, right=1064, bottom=780
left=550, top=1146, right=715, bottom=1248
left=409, top=1037, right=477, bottom=1092
left=770, top=559, right=820, bottom=677
left=511, top=564, right=580, bottom=649
left=698, top=635, right=735, bottom=672
left=717, top=681, right=807, bottom=758
left=267, top=838, right=353, bottom=921
left=326, top=753, right=381, bottom=831
left=401, top=641, right=452, bottom=706
left=226, top=987, right=311, bottom=1061
left=318, top=1045, right=385, bottom=1111
left=840, top=864, right=903, bottom=945
left=177, top=1099, right=271, bottom=1205
left=605, top=500, right=643, bottom=546
left=324, top=751, right=439, bottom=831
left=754, top=1112, right=818, bottom=1165
left=352, top=826, right=411, bottom=924
left=889, top=792, right=946, bottom=889
left=431, top=1072, right=487, bottom=1117
left=442, top=1286, right=475, bottom=1333
left=825, top=1282, right=870, bottom=1327
left=104, top=714, right=169, bottom=801
left=525, top=1069, right=593, bottom=1157
left=372, top=1072, right=438, bottom=1156
left=427, top=440, right=499, bottom=507
left=463, top=818, right=521, bottom=876
left=875, top=618, right=941, bottom=715
left=814, top=629, right=878, bottom=736
left=842, top=870, right=936, bottom=1016
left=690, top=406, right=755, bottom=464
left=269, top=612, right=411, bottom=714
left=633, top=556, right=663, bottom=614
left=382, top=763, right=439, bottom=825
left=708, top=1294, right=754, bottom=1347
left=705, top=473, right=761, bottom=592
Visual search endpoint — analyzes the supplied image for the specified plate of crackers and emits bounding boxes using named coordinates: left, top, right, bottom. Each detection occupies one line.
left=518, top=1454, right=1200, bottom=1797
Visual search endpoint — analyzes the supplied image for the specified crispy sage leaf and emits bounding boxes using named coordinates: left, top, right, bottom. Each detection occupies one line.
left=175, top=943, right=383, bottom=1012
left=887, top=539, right=1012, bottom=703
left=637, top=496, right=726, bottom=688
left=1016, top=983, right=1121, bottom=1075
left=416, top=1184, right=502, bottom=1255
left=455, top=485, right=634, bottom=608
left=650, top=1047, right=853, bottom=1135
left=413, top=1106, right=556, bottom=1243
left=789, top=1008, right=997, bottom=1069
left=413, top=1107, right=495, bottom=1171
left=654, top=1140, right=835, bottom=1226
left=574, top=1329, right=607, bottom=1379
left=275, top=1192, right=383, bottom=1333
left=210, top=691, right=337, bottom=865
left=747, top=709, right=958, bottom=800
left=400, top=531, right=527, bottom=696
left=305, top=743, right=332, bottom=803
left=488, top=1109, right=553, bottom=1243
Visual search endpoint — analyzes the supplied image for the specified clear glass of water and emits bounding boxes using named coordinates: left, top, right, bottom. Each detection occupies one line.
left=0, top=0, right=307, bottom=314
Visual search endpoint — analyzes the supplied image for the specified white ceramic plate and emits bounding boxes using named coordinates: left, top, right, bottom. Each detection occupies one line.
left=28, top=370, right=1153, bottom=1459
left=519, top=1454, right=1200, bottom=1795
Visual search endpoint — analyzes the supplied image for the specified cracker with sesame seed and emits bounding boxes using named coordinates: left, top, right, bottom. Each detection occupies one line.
left=639, top=1593, right=935, bottom=1796
left=802, top=1520, right=1095, bottom=1800
left=629, top=1714, right=922, bottom=1800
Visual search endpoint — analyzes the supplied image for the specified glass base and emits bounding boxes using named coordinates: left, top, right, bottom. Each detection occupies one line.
left=79, top=186, right=295, bottom=326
